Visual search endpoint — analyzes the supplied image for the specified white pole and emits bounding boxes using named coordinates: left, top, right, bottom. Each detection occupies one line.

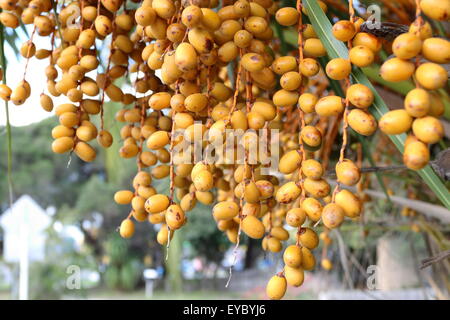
left=19, top=201, right=29, bottom=300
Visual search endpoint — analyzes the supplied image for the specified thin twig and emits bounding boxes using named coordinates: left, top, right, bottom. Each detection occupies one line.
left=325, top=164, right=407, bottom=178
left=420, top=250, right=450, bottom=270
left=333, top=229, right=354, bottom=289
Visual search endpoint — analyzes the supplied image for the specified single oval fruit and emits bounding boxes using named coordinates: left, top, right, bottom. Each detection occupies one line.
left=152, top=0, right=176, bottom=19
left=301, top=197, right=323, bottom=222
left=332, top=20, right=356, bottom=42
left=422, top=38, right=450, bottom=64
left=409, top=21, right=433, bottom=40
left=244, top=181, right=261, bottom=203
left=145, top=194, right=170, bottom=214
left=119, top=219, right=135, bottom=238
left=346, top=84, right=373, bottom=109
left=52, top=125, right=74, bottom=139
left=114, top=190, right=134, bottom=205
left=280, top=71, right=302, bottom=91
left=157, top=224, right=174, bottom=245
left=275, top=182, right=302, bottom=204
left=301, top=125, right=322, bottom=147
left=304, top=38, right=327, bottom=57
left=315, top=96, right=344, bottom=117
left=213, top=201, right=239, bottom=220
left=0, top=84, right=12, bottom=101
left=275, top=7, right=299, bottom=26
left=302, top=159, right=324, bottom=180
left=303, top=178, right=330, bottom=198
left=284, top=266, right=304, bottom=287
left=392, top=33, right=422, bottom=60
left=267, top=237, right=282, bottom=253
left=379, top=110, right=413, bottom=135
left=255, top=180, right=274, bottom=199
left=286, top=208, right=306, bottom=227
left=322, top=203, right=345, bottom=229
left=180, top=193, right=197, bottom=212
left=266, top=274, right=287, bottom=300
left=51, top=137, right=74, bottom=154
left=420, top=0, right=450, bottom=21
left=297, top=227, right=319, bottom=250
left=353, top=32, right=381, bottom=52
left=182, top=5, right=204, bottom=28
left=283, top=245, right=302, bottom=268
left=412, top=116, right=444, bottom=144
left=298, top=93, right=318, bottom=113
left=272, top=56, right=297, bottom=75
left=347, top=109, right=377, bottom=136
left=193, top=170, right=214, bottom=192
left=252, top=101, right=276, bottom=121
left=301, top=247, right=316, bottom=270
left=272, top=89, right=299, bottom=107
left=335, top=189, right=362, bottom=218
left=415, top=63, right=447, bottom=90
left=326, top=58, right=351, bottom=80
left=380, top=58, right=415, bottom=82
left=279, top=150, right=302, bottom=174
left=321, top=259, right=333, bottom=270
left=404, top=88, right=430, bottom=118
left=336, top=159, right=360, bottom=186
left=147, top=131, right=170, bottom=150
left=349, top=45, right=374, bottom=67
left=175, top=42, right=198, bottom=72
left=241, top=52, right=266, bottom=72
left=131, top=196, right=146, bottom=213
left=185, top=93, right=208, bottom=112
left=299, top=58, right=320, bottom=77
left=403, top=140, right=430, bottom=170
left=188, top=27, right=214, bottom=53
left=135, top=6, right=156, bottom=26
left=271, top=226, right=289, bottom=241
left=242, top=215, right=265, bottom=239
left=166, top=204, right=186, bottom=230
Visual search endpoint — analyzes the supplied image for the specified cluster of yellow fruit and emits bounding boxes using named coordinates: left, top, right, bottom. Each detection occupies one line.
left=0, top=0, right=448, bottom=300
left=266, top=2, right=365, bottom=300
left=265, top=0, right=449, bottom=300
left=378, top=16, right=448, bottom=170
